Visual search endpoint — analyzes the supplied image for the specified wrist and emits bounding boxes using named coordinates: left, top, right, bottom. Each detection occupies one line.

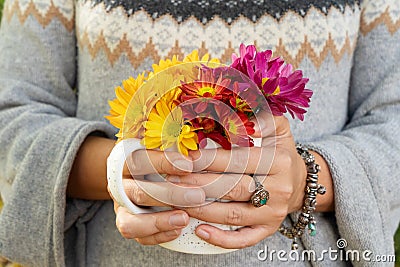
left=290, top=152, right=308, bottom=213
left=310, top=151, right=334, bottom=212
left=67, top=136, right=115, bottom=200
left=279, top=144, right=327, bottom=250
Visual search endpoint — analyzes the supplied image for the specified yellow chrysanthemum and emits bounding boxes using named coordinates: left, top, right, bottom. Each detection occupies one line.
left=160, top=86, right=182, bottom=109
left=183, top=50, right=220, bottom=64
left=142, top=98, right=198, bottom=156
left=148, top=50, right=220, bottom=78
left=106, top=49, right=219, bottom=145
left=151, top=55, right=181, bottom=75
left=105, top=73, right=149, bottom=140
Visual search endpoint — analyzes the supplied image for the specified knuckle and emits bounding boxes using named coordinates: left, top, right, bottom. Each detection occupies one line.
left=128, top=151, right=142, bottom=173
left=153, top=214, right=165, bottom=232
left=190, top=175, right=202, bottom=186
left=158, top=156, right=171, bottom=174
left=166, top=186, right=176, bottom=205
left=116, top=216, right=132, bottom=238
left=132, top=186, right=148, bottom=205
left=225, top=182, right=244, bottom=201
left=190, top=206, right=205, bottom=218
left=279, top=184, right=294, bottom=202
left=224, top=206, right=244, bottom=225
left=158, top=156, right=166, bottom=173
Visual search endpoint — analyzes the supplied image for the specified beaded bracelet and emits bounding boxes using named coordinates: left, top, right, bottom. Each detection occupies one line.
left=278, top=144, right=326, bottom=250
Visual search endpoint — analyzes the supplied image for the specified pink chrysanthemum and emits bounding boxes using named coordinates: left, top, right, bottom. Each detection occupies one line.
left=231, top=44, right=312, bottom=120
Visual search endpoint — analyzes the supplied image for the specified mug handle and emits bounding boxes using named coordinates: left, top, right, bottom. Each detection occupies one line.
left=107, top=138, right=156, bottom=214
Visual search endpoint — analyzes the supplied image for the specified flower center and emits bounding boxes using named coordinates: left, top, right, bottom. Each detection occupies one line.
left=165, top=120, right=182, bottom=138
left=125, top=103, right=146, bottom=127
left=197, top=86, right=216, bottom=97
left=228, top=120, right=238, bottom=134
left=235, top=97, right=248, bottom=110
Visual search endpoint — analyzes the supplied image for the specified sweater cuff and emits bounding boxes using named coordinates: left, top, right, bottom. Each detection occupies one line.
left=303, top=138, right=392, bottom=266
left=0, top=118, right=115, bottom=266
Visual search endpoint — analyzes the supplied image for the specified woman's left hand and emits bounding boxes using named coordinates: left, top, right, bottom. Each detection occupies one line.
left=167, top=113, right=308, bottom=249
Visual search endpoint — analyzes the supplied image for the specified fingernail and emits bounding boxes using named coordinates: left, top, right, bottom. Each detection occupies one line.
left=167, top=175, right=181, bottom=183
left=184, top=189, right=205, bottom=204
left=169, top=213, right=187, bottom=227
left=174, top=160, right=193, bottom=172
left=197, top=229, right=210, bottom=240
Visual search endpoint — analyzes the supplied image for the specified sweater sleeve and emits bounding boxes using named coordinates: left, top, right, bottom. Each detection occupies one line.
left=0, top=0, right=115, bottom=266
left=303, top=1, right=400, bottom=265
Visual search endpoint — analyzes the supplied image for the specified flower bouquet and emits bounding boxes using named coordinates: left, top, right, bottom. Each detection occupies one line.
left=106, top=44, right=312, bottom=254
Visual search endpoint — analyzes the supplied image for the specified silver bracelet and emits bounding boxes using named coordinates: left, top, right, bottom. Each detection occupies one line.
left=278, top=144, right=326, bottom=250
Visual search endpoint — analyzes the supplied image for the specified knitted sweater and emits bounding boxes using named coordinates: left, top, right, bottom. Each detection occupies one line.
left=0, top=0, right=399, bottom=266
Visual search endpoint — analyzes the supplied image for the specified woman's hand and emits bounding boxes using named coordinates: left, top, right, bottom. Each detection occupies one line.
left=166, top=113, right=334, bottom=249
left=68, top=135, right=208, bottom=245
left=111, top=149, right=207, bottom=245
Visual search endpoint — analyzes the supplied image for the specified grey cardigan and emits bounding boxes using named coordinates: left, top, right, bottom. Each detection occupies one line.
left=0, top=0, right=399, bottom=266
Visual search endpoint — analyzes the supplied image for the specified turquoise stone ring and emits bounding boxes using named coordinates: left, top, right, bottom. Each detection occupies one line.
left=250, top=176, right=270, bottom=208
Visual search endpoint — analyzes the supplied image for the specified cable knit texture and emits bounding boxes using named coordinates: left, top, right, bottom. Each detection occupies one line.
left=0, top=0, right=399, bottom=266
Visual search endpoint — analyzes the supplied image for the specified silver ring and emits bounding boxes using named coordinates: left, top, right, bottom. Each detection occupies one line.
left=250, top=176, right=269, bottom=208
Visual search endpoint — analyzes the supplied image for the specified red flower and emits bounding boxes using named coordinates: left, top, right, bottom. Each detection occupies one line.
left=228, top=81, right=259, bottom=114
left=215, top=104, right=255, bottom=147
left=190, top=117, right=231, bottom=149
left=179, top=67, right=231, bottom=114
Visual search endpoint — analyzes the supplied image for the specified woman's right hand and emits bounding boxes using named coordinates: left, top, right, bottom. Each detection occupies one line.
left=110, top=149, right=206, bottom=245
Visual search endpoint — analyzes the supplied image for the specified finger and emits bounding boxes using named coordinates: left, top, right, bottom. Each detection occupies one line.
left=123, top=179, right=206, bottom=207
left=184, top=201, right=276, bottom=226
left=190, top=146, right=275, bottom=175
left=135, top=229, right=182, bottom=245
left=191, top=143, right=297, bottom=176
left=125, top=149, right=193, bottom=176
left=166, top=173, right=255, bottom=201
left=195, top=224, right=273, bottom=249
left=185, top=174, right=296, bottom=226
left=116, top=206, right=189, bottom=239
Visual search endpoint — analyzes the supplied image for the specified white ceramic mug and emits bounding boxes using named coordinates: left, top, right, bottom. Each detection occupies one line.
left=107, top=138, right=244, bottom=254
